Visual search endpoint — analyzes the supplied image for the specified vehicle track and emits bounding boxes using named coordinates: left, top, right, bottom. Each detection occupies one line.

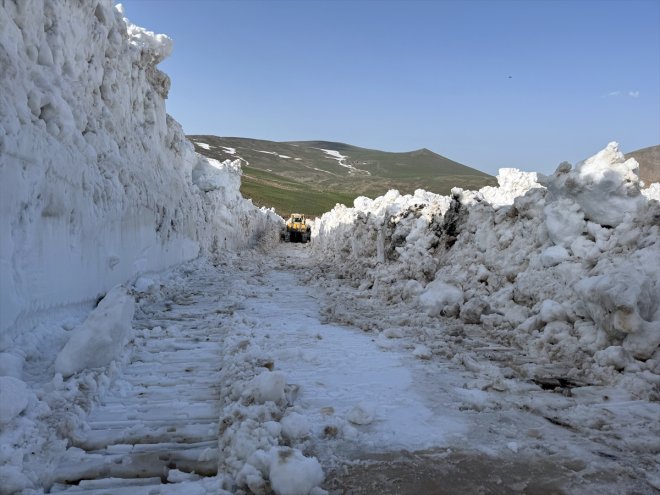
left=49, top=265, right=228, bottom=494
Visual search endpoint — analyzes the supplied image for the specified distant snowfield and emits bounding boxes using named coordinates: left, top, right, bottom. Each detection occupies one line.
left=318, top=148, right=372, bottom=176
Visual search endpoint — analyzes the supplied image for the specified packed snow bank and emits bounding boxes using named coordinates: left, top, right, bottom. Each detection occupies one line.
left=312, top=142, right=660, bottom=399
left=0, top=0, right=280, bottom=337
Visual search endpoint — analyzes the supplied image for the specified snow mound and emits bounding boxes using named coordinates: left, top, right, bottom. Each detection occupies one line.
left=54, top=286, right=135, bottom=377
left=312, top=142, right=660, bottom=399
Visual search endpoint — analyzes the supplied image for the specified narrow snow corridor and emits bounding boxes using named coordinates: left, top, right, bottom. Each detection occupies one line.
left=36, top=245, right=657, bottom=495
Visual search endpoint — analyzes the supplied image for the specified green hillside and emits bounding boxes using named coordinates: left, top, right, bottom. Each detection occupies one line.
left=188, top=135, right=496, bottom=217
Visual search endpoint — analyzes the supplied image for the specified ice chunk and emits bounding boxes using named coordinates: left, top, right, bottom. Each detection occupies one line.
left=54, top=286, right=135, bottom=377
left=0, top=376, right=29, bottom=424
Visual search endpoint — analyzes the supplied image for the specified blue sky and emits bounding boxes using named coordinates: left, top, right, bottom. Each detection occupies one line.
left=122, top=0, right=659, bottom=175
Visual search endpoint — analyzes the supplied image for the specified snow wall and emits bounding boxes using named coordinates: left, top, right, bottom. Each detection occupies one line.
left=312, top=143, right=660, bottom=396
left=0, top=1, right=280, bottom=337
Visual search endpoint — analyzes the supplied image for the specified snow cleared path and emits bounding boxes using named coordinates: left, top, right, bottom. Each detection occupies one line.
left=43, top=246, right=658, bottom=494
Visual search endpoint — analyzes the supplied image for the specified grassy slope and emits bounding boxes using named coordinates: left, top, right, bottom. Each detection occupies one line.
left=188, top=135, right=496, bottom=217
left=626, top=144, right=660, bottom=185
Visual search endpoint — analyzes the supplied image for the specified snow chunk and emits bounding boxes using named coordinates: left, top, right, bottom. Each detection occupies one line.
left=347, top=401, right=377, bottom=425
left=280, top=412, right=311, bottom=440
left=268, top=447, right=324, bottom=495
left=543, top=199, right=585, bottom=247
left=0, top=376, right=29, bottom=424
left=479, top=168, right=543, bottom=207
left=251, top=370, right=287, bottom=403
left=641, top=182, right=660, bottom=201
left=412, top=344, right=432, bottom=360
left=539, top=245, right=570, bottom=267
left=418, top=280, right=463, bottom=316
left=551, top=142, right=644, bottom=227
left=539, top=300, right=568, bottom=323
left=54, top=286, right=135, bottom=377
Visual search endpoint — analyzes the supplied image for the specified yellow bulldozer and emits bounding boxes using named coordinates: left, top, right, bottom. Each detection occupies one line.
left=282, top=213, right=311, bottom=243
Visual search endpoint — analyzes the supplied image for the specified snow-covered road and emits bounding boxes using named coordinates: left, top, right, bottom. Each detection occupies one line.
left=38, top=245, right=658, bottom=494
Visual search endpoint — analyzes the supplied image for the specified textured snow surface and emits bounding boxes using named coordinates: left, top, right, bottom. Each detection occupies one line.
left=0, top=0, right=281, bottom=335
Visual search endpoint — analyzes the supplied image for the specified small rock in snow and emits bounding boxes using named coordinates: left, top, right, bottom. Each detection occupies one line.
left=539, top=299, right=567, bottom=323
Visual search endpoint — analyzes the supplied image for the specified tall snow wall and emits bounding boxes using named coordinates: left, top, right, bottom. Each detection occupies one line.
left=0, top=0, right=280, bottom=336
left=312, top=143, right=660, bottom=396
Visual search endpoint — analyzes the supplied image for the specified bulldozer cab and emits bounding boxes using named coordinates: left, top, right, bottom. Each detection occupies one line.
left=282, top=213, right=311, bottom=243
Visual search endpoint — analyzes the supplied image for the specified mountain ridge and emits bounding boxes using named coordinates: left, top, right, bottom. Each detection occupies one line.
left=189, top=135, right=495, bottom=216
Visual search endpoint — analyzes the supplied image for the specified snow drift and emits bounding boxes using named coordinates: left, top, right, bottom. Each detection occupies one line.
left=312, top=142, right=660, bottom=398
left=0, top=0, right=280, bottom=338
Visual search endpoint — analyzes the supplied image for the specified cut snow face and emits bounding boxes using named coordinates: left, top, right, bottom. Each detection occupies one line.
left=0, top=0, right=282, bottom=337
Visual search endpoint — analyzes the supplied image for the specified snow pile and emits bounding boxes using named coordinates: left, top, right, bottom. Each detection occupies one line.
left=0, top=0, right=280, bottom=338
left=312, top=142, right=660, bottom=397
left=217, top=313, right=325, bottom=495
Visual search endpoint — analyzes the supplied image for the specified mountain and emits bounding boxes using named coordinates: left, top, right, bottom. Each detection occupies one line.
left=188, top=136, right=496, bottom=216
left=626, top=144, right=660, bottom=185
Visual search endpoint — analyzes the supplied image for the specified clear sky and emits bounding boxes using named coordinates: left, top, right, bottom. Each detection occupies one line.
left=121, top=0, right=659, bottom=175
